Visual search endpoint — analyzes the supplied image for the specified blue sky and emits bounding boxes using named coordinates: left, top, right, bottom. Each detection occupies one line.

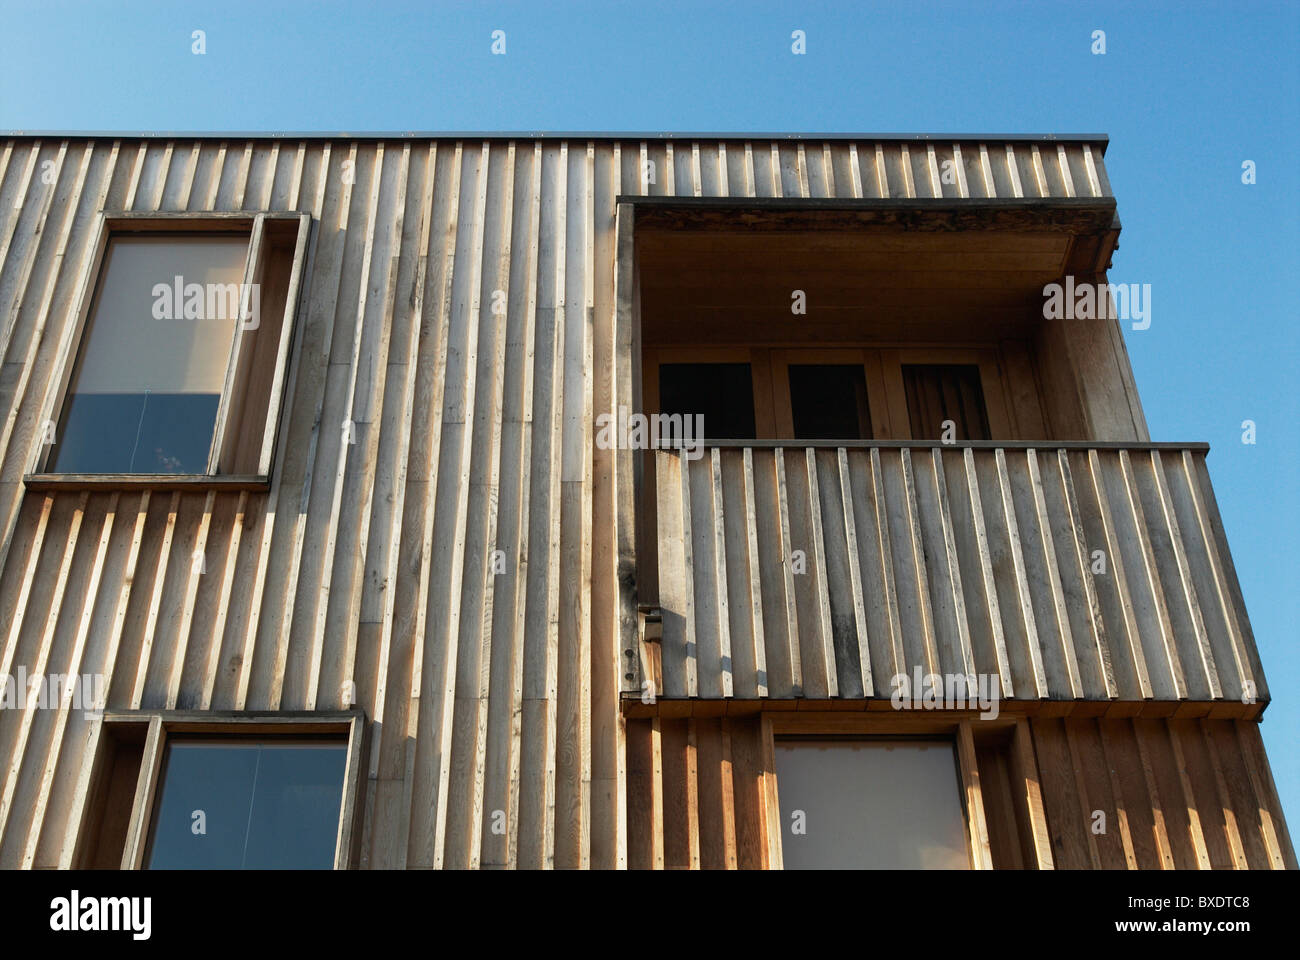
left=2, top=0, right=1297, bottom=833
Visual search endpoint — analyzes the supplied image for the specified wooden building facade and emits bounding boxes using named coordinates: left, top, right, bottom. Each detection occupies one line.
left=0, top=133, right=1291, bottom=869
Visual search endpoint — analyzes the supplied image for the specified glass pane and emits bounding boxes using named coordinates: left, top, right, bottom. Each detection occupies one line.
left=774, top=739, right=971, bottom=869
left=49, top=235, right=249, bottom=474
left=145, top=740, right=346, bottom=870
left=658, top=362, right=756, bottom=440
left=242, top=743, right=350, bottom=869
left=144, top=742, right=258, bottom=869
left=902, top=363, right=991, bottom=441
left=787, top=363, right=871, bottom=440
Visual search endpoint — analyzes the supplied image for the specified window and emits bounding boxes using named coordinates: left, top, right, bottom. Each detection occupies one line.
left=50, top=236, right=248, bottom=474
left=658, top=362, right=757, bottom=440
left=645, top=345, right=1008, bottom=442
left=74, top=712, right=363, bottom=870
left=773, top=738, right=972, bottom=869
left=145, top=739, right=347, bottom=869
left=902, top=363, right=991, bottom=441
left=31, top=213, right=310, bottom=485
left=787, top=363, right=872, bottom=440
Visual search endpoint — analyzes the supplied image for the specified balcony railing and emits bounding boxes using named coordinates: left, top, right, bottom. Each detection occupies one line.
left=632, top=441, right=1265, bottom=708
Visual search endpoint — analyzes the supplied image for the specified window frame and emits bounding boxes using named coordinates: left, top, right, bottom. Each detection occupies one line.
left=769, top=347, right=892, bottom=439
left=760, top=712, right=1015, bottom=870
left=643, top=345, right=778, bottom=438
left=771, top=734, right=974, bottom=869
left=644, top=342, right=1014, bottom=442
left=26, top=210, right=311, bottom=490
left=879, top=346, right=1012, bottom=441
left=81, top=710, right=365, bottom=871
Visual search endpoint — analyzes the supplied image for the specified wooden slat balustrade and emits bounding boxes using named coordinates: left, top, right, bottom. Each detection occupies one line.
left=641, top=442, right=1265, bottom=709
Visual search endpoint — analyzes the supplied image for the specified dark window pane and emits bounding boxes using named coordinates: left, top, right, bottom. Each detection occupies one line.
left=902, top=364, right=991, bottom=441
left=51, top=392, right=221, bottom=474
left=788, top=364, right=871, bottom=440
left=133, top=392, right=222, bottom=473
left=49, top=393, right=143, bottom=474
left=145, top=740, right=346, bottom=870
left=659, top=363, right=756, bottom=440
left=774, top=739, right=971, bottom=869
left=145, top=743, right=259, bottom=869
left=242, top=744, right=350, bottom=870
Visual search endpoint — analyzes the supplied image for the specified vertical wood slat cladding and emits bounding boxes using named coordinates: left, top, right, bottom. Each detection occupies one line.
left=0, top=133, right=1267, bottom=872
left=1032, top=718, right=1295, bottom=869
left=0, top=136, right=630, bottom=868
left=626, top=716, right=1295, bottom=870
left=650, top=445, right=1265, bottom=707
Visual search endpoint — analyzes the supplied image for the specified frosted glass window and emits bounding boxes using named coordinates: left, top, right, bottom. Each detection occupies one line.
left=49, top=235, right=249, bottom=474
left=145, top=740, right=347, bottom=870
left=775, top=739, right=971, bottom=869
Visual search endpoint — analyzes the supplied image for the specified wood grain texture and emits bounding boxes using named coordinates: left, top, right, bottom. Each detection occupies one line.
left=650, top=444, right=1260, bottom=712
left=0, top=137, right=1286, bottom=871
left=620, top=713, right=1288, bottom=870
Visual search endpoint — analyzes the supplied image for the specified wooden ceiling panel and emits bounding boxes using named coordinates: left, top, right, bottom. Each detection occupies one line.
left=639, top=227, right=1064, bottom=344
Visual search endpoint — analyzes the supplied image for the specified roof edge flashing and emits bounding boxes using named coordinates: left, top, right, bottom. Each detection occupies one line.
left=0, top=130, right=1112, bottom=151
